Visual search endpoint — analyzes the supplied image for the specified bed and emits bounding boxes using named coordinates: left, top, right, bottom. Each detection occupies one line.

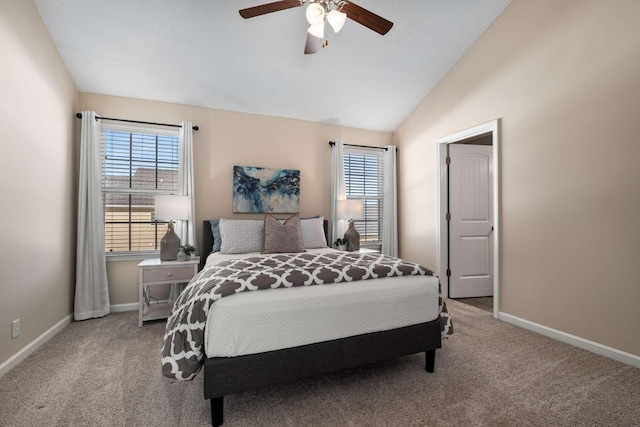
left=162, top=216, right=452, bottom=426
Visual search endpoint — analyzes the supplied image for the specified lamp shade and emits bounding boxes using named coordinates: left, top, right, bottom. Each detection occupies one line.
left=338, top=199, right=364, bottom=220
left=308, top=22, right=325, bottom=39
left=305, top=3, right=325, bottom=25
left=155, top=195, right=189, bottom=220
left=327, top=10, right=347, bottom=33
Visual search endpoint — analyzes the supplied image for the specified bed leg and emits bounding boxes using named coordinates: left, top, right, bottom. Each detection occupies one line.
left=425, top=350, right=436, bottom=373
left=211, top=397, right=224, bottom=427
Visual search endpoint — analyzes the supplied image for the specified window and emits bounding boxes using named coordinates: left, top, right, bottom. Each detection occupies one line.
left=101, top=123, right=180, bottom=254
left=343, top=147, right=384, bottom=250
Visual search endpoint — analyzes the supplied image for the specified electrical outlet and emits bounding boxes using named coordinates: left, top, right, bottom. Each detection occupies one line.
left=11, top=319, right=19, bottom=339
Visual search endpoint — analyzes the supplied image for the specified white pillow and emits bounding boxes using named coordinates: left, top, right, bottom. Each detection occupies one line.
left=300, top=216, right=328, bottom=249
left=219, top=219, right=264, bottom=254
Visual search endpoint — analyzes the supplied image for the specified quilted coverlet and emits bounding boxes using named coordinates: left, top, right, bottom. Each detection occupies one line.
left=161, top=251, right=453, bottom=380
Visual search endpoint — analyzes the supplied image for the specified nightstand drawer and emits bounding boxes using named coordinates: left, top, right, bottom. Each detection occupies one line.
left=143, top=266, right=195, bottom=283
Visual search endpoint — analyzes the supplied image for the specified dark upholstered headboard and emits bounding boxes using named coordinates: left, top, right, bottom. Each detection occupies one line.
left=200, top=219, right=329, bottom=271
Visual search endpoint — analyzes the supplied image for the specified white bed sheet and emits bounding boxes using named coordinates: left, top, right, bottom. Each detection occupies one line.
left=204, top=248, right=440, bottom=358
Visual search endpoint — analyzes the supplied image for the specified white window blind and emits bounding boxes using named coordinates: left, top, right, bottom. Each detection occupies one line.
left=101, top=123, right=180, bottom=253
left=343, top=148, right=384, bottom=248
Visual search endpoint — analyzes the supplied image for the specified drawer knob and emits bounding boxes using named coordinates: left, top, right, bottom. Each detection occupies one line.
left=167, top=272, right=172, bottom=277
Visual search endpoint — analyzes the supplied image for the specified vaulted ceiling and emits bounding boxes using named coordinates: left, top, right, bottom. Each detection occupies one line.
left=34, top=0, right=511, bottom=132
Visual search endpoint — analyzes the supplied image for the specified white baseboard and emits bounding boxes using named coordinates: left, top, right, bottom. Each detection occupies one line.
left=0, top=314, right=72, bottom=379
left=499, top=312, right=640, bottom=369
left=110, top=302, right=138, bottom=313
left=110, top=301, right=170, bottom=313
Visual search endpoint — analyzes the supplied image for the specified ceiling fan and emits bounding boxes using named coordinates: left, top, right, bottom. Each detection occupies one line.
left=239, top=0, right=393, bottom=54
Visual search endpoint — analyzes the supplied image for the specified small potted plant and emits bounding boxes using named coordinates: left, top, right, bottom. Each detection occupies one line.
left=180, top=244, right=196, bottom=259
left=333, top=238, right=348, bottom=251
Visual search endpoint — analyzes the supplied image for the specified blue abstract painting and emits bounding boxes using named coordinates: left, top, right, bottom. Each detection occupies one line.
left=233, top=166, right=300, bottom=213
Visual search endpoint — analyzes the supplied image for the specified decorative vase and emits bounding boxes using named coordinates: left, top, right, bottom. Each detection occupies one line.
left=177, top=248, right=187, bottom=262
left=160, top=222, right=180, bottom=261
left=344, top=220, right=360, bottom=251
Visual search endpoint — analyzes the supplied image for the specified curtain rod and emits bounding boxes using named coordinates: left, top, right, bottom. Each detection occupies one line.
left=329, top=141, right=395, bottom=151
left=75, top=113, right=199, bottom=131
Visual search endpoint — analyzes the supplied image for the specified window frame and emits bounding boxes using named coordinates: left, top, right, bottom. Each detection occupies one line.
left=100, top=122, right=181, bottom=261
left=342, top=146, right=385, bottom=251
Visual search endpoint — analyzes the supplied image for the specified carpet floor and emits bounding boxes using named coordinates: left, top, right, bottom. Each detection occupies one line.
left=0, top=300, right=638, bottom=426
left=454, top=297, right=493, bottom=313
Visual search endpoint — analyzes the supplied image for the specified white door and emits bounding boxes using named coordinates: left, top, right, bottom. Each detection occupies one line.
left=448, top=144, right=493, bottom=298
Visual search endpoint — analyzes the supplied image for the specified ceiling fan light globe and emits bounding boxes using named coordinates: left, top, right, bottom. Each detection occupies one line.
left=305, top=3, right=325, bottom=25
left=307, top=23, right=325, bottom=39
left=327, top=10, right=347, bottom=33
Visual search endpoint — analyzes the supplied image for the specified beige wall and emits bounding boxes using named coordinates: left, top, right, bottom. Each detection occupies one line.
left=79, top=93, right=392, bottom=305
left=0, top=2, right=79, bottom=366
left=395, top=0, right=640, bottom=356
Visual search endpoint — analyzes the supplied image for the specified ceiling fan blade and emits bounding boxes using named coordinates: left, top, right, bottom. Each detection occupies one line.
left=239, top=0, right=302, bottom=19
left=304, top=32, right=322, bottom=54
left=341, top=1, right=393, bottom=35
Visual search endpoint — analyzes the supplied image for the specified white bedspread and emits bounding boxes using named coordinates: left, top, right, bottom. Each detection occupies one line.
left=204, top=248, right=440, bottom=357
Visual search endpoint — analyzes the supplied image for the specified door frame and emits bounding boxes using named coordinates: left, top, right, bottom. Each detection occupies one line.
left=436, top=119, right=500, bottom=318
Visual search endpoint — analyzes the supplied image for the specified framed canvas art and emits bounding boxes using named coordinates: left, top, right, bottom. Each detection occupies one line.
left=233, top=166, right=300, bottom=213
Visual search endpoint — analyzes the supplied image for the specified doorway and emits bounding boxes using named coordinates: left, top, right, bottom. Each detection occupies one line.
left=436, top=120, right=500, bottom=318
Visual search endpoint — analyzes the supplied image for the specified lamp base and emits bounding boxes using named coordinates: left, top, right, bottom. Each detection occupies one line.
left=344, top=220, right=360, bottom=251
left=160, top=222, right=180, bottom=261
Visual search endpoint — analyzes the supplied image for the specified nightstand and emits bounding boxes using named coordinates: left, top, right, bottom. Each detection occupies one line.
left=137, top=258, right=199, bottom=326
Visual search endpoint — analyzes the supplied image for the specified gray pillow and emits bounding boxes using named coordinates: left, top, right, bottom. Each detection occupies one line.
left=262, top=214, right=305, bottom=254
left=209, top=219, right=222, bottom=253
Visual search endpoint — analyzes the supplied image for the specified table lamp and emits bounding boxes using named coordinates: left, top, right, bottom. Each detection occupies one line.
left=339, top=199, right=364, bottom=251
left=155, top=195, right=189, bottom=261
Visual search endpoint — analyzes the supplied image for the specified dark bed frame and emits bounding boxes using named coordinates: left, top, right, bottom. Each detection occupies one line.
left=200, top=220, right=442, bottom=426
